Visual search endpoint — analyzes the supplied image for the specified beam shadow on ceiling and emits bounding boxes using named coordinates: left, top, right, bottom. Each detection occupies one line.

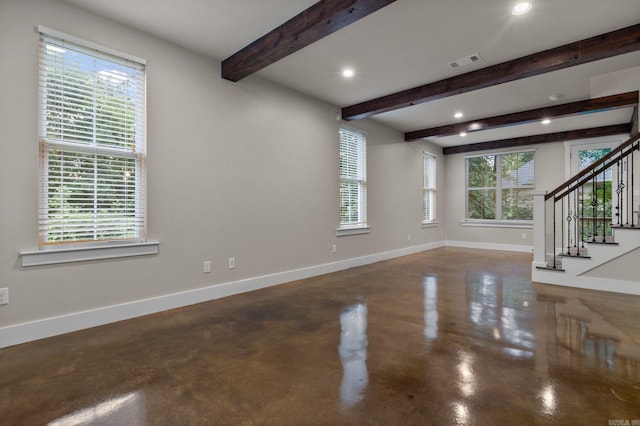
left=342, top=23, right=640, bottom=121
left=441, top=123, right=632, bottom=155
left=222, top=0, right=397, bottom=82
left=405, top=91, right=639, bottom=141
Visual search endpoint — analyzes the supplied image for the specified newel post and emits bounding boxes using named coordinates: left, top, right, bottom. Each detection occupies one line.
left=532, top=190, right=548, bottom=268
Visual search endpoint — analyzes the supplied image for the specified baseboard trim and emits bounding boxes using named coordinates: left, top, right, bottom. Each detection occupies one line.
left=446, top=240, right=533, bottom=253
left=0, top=241, right=444, bottom=348
left=532, top=269, right=640, bottom=295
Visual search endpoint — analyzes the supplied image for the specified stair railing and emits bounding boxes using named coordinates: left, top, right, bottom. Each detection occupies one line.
left=540, top=132, right=640, bottom=269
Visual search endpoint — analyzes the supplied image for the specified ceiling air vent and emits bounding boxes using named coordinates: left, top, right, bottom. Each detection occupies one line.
left=447, top=53, right=482, bottom=69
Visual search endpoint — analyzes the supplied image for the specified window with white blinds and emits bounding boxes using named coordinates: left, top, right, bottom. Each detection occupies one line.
left=38, top=30, right=147, bottom=247
left=339, top=126, right=367, bottom=228
left=466, top=150, right=535, bottom=221
left=423, top=152, right=436, bottom=222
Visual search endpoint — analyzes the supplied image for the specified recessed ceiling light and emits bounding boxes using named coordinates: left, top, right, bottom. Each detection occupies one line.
left=512, top=2, right=532, bottom=15
left=542, top=118, right=551, bottom=125
left=454, top=112, right=464, bottom=119
left=342, top=68, right=355, bottom=78
left=460, top=132, right=467, bottom=137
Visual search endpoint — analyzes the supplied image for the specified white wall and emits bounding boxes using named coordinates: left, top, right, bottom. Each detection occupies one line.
left=590, top=65, right=640, bottom=134
left=583, top=247, right=640, bottom=281
left=443, top=65, right=640, bottom=252
left=590, top=65, right=640, bottom=99
left=0, top=0, right=444, bottom=346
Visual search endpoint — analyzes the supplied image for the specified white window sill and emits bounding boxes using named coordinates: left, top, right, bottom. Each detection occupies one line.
left=421, top=221, right=439, bottom=229
left=336, top=226, right=371, bottom=237
left=460, top=220, right=533, bottom=229
left=20, top=242, right=160, bottom=267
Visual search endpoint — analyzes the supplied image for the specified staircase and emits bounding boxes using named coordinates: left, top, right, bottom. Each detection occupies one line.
left=532, top=133, right=640, bottom=295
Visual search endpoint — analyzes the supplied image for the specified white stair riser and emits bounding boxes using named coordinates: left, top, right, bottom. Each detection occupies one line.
left=533, top=228, right=640, bottom=295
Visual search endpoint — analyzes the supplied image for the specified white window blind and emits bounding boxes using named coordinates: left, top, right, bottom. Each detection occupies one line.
left=339, top=126, right=367, bottom=227
left=423, top=152, right=436, bottom=222
left=466, top=150, right=535, bottom=221
left=38, top=31, right=147, bottom=246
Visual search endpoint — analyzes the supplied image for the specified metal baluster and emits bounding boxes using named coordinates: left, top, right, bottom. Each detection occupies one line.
left=567, top=193, right=572, bottom=254
left=626, top=155, right=630, bottom=226
left=617, top=160, right=624, bottom=229
left=600, top=168, right=605, bottom=241
left=614, top=161, right=619, bottom=227
left=574, top=188, right=579, bottom=254
left=632, top=145, right=636, bottom=227
left=561, top=196, right=566, bottom=255
left=601, top=166, right=613, bottom=243
left=580, top=185, right=586, bottom=253
left=591, top=176, right=597, bottom=242
left=552, top=198, right=557, bottom=269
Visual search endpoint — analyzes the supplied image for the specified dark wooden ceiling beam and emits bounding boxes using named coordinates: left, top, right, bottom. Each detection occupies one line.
left=222, top=0, right=396, bottom=82
left=342, top=23, right=640, bottom=120
left=442, top=124, right=632, bottom=155
left=405, top=91, right=638, bottom=141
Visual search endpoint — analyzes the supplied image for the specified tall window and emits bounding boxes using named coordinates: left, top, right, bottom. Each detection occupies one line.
left=339, top=126, right=367, bottom=228
left=466, top=151, right=534, bottom=221
left=38, top=30, right=146, bottom=246
left=423, top=152, right=436, bottom=223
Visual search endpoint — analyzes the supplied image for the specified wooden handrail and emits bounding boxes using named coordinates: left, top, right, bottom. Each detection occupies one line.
left=546, top=132, right=640, bottom=201
left=553, top=142, right=639, bottom=201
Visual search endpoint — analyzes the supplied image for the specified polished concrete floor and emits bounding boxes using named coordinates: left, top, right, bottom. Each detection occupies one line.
left=2, top=247, right=640, bottom=425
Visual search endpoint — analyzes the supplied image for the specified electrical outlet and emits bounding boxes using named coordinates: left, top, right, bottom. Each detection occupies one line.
left=521, top=233, right=527, bottom=240
left=0, top=288, right=8, bottom=305
left=407, top=234, right=411, bottom=241
left=203, top=261, right=211, bottom=274
left=332, top=244, right=337, bottom=253
left=228, top=257, right=236, bottom=269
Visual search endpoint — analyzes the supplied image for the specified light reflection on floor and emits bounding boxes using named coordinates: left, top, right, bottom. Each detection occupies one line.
left=2, top=248, right=639, bottom=424
left=339, top=303, right=368, bottom=408
left=423, top=275, right=439, bottom=346
left=48, top=391, right=145, bottom=426
left=466, top=271, right=535, bottom=358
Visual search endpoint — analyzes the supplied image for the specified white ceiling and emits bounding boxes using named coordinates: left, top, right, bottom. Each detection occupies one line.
left=64, top=0, right=640, bottom=148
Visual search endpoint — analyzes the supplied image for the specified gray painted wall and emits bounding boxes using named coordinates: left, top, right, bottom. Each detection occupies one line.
left=583, top=247, right=640, bottom=281
left=0, top=0, right=443, bottom=332
left=1, top=0, right=634, bottom=341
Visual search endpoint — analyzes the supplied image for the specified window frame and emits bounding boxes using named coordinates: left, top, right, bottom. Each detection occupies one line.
left=337, top=126, right=369, bottom=236
left=37, top=27, right=147, bottom=248
left=465, top=149, right=535, bottom=224
left=23, top=27, right=157, bottom=266
left=423, top=151, right=437, bottom=224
